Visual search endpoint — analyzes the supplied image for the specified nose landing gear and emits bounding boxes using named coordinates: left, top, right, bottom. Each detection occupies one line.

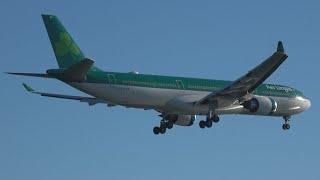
left=282, top=116, right=291, bottom=130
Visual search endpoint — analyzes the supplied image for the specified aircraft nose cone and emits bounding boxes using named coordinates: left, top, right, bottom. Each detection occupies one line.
left=304, top=98, right=311, bottom=110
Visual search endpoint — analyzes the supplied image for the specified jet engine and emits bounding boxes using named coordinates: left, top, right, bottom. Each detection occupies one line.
left=242, top=96, right=277, bottom=115
left=164, top=114, right=196, bottom=126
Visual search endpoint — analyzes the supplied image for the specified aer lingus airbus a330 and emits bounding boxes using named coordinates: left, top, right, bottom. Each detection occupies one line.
left=8, top=15, right=311, bottom=135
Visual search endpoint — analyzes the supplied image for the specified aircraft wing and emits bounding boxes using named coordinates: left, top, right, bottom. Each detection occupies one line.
left=197, top=41, right=288, bottom=105
left=22, top=83, right=116, bottom=106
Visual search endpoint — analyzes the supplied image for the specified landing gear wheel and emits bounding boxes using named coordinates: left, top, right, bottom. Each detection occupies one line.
left=282, top=124, right=290, bottom=130
left=285, top=124, right=290, bottom=129
left=205, top=120, right=213, bottom=128
left=199, top=120, right=206, bottom=129
left=213, top=115, right=220, bottom=123
left=160, top=123, right=166, bottom=129
left=282, top=116, right=291, bottom=130
left=153, top=127, right=160, bottom=135
left=160, top=127, right=166, bottom=134
left=167, top=121, right=174, bottom=129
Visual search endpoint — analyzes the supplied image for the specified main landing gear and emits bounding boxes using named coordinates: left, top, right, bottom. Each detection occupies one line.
left=199, top=114, right=220, bottom=129
left=282, top=116, right=291, bottom=130
left=200, top=101, right=219, bottom=129
left=153, top=119, right=174, bottom=135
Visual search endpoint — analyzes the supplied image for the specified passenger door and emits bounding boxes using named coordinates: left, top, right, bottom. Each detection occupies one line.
left=107, top=74, right=117, bottom=84
left=176, top=80, right=185, bottom=90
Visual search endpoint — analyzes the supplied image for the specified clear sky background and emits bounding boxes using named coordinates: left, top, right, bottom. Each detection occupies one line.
left=1, top=0, right=319, bottom=180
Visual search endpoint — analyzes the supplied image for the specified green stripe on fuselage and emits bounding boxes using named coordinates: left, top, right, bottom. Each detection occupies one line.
left=83, top=71, right=304, bottom=98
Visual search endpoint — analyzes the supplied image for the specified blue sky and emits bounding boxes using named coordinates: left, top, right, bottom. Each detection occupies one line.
left=1, top=0, right=319, bottom=179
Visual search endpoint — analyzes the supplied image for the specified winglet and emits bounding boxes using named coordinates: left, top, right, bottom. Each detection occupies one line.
left=22, top=83, right=35, bottom=92
left=277, top=41, right=285, bottom=53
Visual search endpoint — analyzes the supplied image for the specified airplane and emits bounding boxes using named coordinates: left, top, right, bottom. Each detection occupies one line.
left=7, top=14, right=311, bottom=135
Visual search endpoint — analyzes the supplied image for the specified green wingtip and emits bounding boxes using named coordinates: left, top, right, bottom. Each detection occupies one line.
left=277, top=41, right=285, bottom=53
left=22, top=83, right=34, bottom=92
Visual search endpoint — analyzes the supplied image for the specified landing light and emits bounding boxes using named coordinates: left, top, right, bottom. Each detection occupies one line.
left=296, top=96, right=305, bottom=101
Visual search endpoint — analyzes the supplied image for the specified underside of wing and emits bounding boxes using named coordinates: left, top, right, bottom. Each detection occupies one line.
left=22, top=83, right=115, bottom=106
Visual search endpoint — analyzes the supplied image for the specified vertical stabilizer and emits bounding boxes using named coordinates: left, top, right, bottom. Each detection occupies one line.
left=42, top=14, right=85, bottom=69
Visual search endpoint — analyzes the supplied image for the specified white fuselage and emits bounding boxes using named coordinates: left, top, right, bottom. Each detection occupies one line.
left=69, top=82, right=311, bottom=117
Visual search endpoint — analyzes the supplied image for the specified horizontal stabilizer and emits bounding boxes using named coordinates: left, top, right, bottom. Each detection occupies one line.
left=62, top=58, right=94, bottom=82
left=6, top=72, right=53, bottom=78
left=7, top=59, right=94, bottom=82
left=46, top=58, right=94, bottom=82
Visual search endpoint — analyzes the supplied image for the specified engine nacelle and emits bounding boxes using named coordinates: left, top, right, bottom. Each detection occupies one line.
left=242, top=96, right=277, bottom=115
left=164, top=114, right=196, bottom=126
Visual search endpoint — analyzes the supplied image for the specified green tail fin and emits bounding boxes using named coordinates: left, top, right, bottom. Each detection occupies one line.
left=42, top=14, right=85, bottom=69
